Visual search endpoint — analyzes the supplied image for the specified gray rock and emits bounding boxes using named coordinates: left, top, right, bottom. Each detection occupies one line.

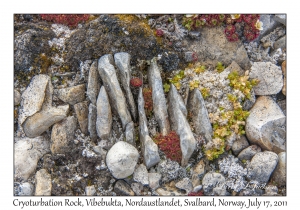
left=114, top=180, right=135, bottom=196
left=192, top=159, right=206, bottom=179
left=191, top=174, right=200, bottom=188
left=156, top=159, right=186, bottom=183
left=270, top=152, right=286, bottom=186
left=56, top=84, right=86, bottom=105
left=106, top=141, right=139, bottom=179
left=168, top=84, right=196, bottom=167
left=96, top=87, right=112, bottom=140
left=74, top=101, right=89, bottom=135
left=232, top=136, right=249, bottom=156
left=88, top=104, right=97, bottom=142
left=273, top=35, right=286, bottom=50
left=188, top=31, right=201, bottom=40
left=260, top=26, right=286, bottom=48
left=147, top=58, right=170, bottom=135
left=131, top=182, right=143, bottom=196
left=225, top=60, right=245, bottom=75
left=137, top=88, right=160, bottom=169
left=85, top=185, right=96, bottom=196
left=187, top=88, right=213, bottom=142
left=246, top=96, right=286, bottom=153
left=156, top=187, right=185, bottom=196
left=98, top=140, right=113, bottom=150
left=274, top=14, right=286, bottom=25
left=264, top=185, right=278, bottom=196
left=16, top=182, right=34, bottom=196
left=93, top=146, right=107, bottom=160
left=133, top=164, right=149, bottom=186
left=50, top=116, right=77, bottom=154
left=258, top=15, right=281, bottom=39
left=148, top=173, right=161, bottom=190
left=98, top=54, right=132, bottom=129
left=202, top=172, right=227, bottom=196
left=125, top=121, right=135, bottom=146
left=35, top=169, right=52, bottom=196
left=277, top=100, right=286, bottom=116
left=18, top=74, right=51, bottom=125
left=192, top=185, right=203, bottom=193
left=14, top=136, right=50, bottom=181
left=175, top=177, right=193, bottom=194
left=250, top=62, right=283, bottom=95
left=247, top=151, right=278, bottom=184
left=238, top=145, right=262, bottom=160
left=114, top=52, right=138, bottom=122
left=87, top=61, right=100, bottom=105
left=184, top=51, right=195, bottom=63
left=242, top=89, right=256, bottom=111
left=14, top=89, right=21, bottom=106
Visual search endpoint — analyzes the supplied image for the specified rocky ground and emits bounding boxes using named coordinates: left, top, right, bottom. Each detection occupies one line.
left=14, top=14, right=286, bottom=196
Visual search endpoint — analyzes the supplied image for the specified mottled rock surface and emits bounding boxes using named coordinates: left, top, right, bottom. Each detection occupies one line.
left=35, top=169, right=52, bottom=196
left=74, top=101, right=89, bottom=135
left=133, top=164, right=149, bottom=186
left=270, top=152, right=286, bottom=186
left=87, top=61, right=100, bottom=105
left=202, top=172, right=227, bottom=196
left=175, top=178, right=193, bottom=194
left=281, top=61, right=286, bottom=95
left=125, top=121, right=135, bottom=146
left=88, top=104, right=97, bottom=142
left=274, top=14, right=286, bottom=25
left=114, top=180, right=135, bottom=196
left=148, top=173, right=161, bottom=190
left=85, top=185, right=96, bottom=196
left=56, top=84, right=86, bottom=105
left=231, top=136, right=249, bottom=156
left=238, top=145, right=261, bottom=160
left=14, top=89, right=21, bottom=106
left=16, top=182, right=34, bottom=196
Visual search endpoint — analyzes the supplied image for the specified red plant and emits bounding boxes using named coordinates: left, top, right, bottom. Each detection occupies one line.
left=192, top=52, right=198, bottom=62
left=40, top=14, right=90, bottom=27
left=130, top=77, right=143, bottom=88
left=224, top=25, right=236, bottom=36
left=188, top=191, right=204, bottom=196
left=153, top=131, right=182, bottom=163
left=142, top=88, right=153, bottom=116
left=156, top=29, right=164, bottom=37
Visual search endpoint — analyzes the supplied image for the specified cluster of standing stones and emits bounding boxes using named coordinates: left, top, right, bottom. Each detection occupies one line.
left=14, top=51, right=286, bottom=196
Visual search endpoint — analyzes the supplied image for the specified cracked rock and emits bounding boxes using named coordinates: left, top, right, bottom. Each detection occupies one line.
left=56, top=84, right=86, bottom=105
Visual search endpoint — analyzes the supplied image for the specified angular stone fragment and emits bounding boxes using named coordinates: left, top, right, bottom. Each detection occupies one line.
left=35, top=169, right=52, bottom=196
left=202, top=172, right=227, bottom=196
left=168, top=85, right=196, bottom=167
left=187, top=88, right=213, bottom=142
left=148, top=173, right=161, bottom=190
left=138, top=88, right=160, bottom=168
left=247, top=151, right=278, bottom=184
left=242, top=89, right=256, bottom=111
left=225, top=60, right=245, bottom=75
left=14, top=89, right=21, bottom=106
left=87, top=61, right=100, bottom=105
left=274, top=35, right=286, bottom=50
left=258, top=15, right=281, bottom=39
left=88, top=104, right=97, bottom=142
left=85, top=185, right=96, bottom=196
left=96, top=87, right=112, bottom=140
left=114, top=52, right=138, bottom=122
left=106, top=141, right=139, bottom=179
left=133, top=164, right=149, bottom=186
left=175, top=178, right=193, bottom=194
left=74, top=101, right=88, bottom=135
left=270, top=152, right=286, bottom=186
left=98, top=54, right=132, bottom=129
left=246, top=96, right=286, bottom=153
left=50, top=116, right=77, bottom=154
left=56, top=84, right=86, bottom=105
left=231, top=135, right=249, bottom=156
left=16, top=182, right=34, bottom=196
left=114, top=180, right=135, bottom=196
left=147, top=58, right=170, bottom=135
left=274, top=14, right=286, bottom=25
left=14, top=136, right=50, bottom=181
left=131, top=183, right=143, bottom=196
left=125, top=121, right=135, bottom=146
left=238, top=145, right=261, bottom=160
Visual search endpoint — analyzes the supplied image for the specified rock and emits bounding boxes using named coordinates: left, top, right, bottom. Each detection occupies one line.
left=270, top=152, right=286, bottom=186
left=18, top=74, right=51, bottom=125
left=125, top=121, right=135, bottom=146
left=264, top=185, right=278, bottom=196
left=98, top=54, right=132, bottom=129
left=85, top=185, right=96, bottom=196
left=50, top=116, right=77, bottom=154
left=96, top=87, right=112, bottom=140
left=156, top=159, right=186, bottom=183
left=14, top=136, right=50, bottom=181
left=273, top=35, right=286, bottom=50
left=188, top=31, right=201, bottom=40
left=277, top=99, right=286, bottom=116
left=137, top=88, right=160, bottom=168
left=14, top=89, right=21, bottom=106
left=245, top=96, right=286, bottom=153
left=87, top=61, right=100, bottom=105
left=114, top=180, right=135, bottom=196
left=258, top=15, right=281, bottom=39
left=260, top=26, right=286, bottom=48
left=35, top=169, right=52, bottom=196
left=274, top=14, right=286, bottom=25
left=16, top=182, right=34, bottom=196
left=202, top=172, right=227, bottom=196
left=74, top=101, right=89, bottom=135
left=231, top=136, right=249, bottom=156
left=225, top=60, right=245, bottom=75
left=98, top=140, right=113, bottom=150
left=131, top=183, right=143, bottom=196
left=93, top=146, right=107, bottom=160
left=56, top=84, right=86, bottom=105
left=133, top=164, right=149, bottom=186
left=192, top=159, right=206, bottom=179
left=175, top=178, right=193, bottom=194
left=249, top=62, right=283, bottom=95
left=147, top=58, right=170, bottom=135
left=156, top=186, right=185, bottom=196
left=88, top=104, right=97, bottom=142
left=106, top=141, right=139, bottom=179
left=192, top=185, right=203, bottom=193
left=184, top=51, right=195, bottom=63
left=114, top=52, right=138, bottom=122
left=242, top=89, right=256, bottom=111
left=168, top=84, right=196, bottom=167
left=158, top=51, right=180, bottom=72
left=187, top=88, right=213, bottom=142
left=281, top=60, right=286, bottom=96
left=238, top=145, right=261, bottom=160
left=148, top=173, right=161, bottom=190
left=247, top=151, right=278, bottom=184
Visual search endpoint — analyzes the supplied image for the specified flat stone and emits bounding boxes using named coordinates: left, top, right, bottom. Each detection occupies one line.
left=175, top=177, right=193, bottom=194
left=125, top=121, right=135, bottom=146
left=168, top=84, right=196, bottom=167
left=246, top=96, right=286, bottom=153
left=85, top=185, right=96, bottom=196
left=133, top=164, right=149, bottom=186
left=273, top=35, right=286, bottom=50
left=88, top=104, right=97, bottom=142
left=274, top=14, right=286, bottom=25
left=74, top=101, right=89, bottom=135
left=187, top=88, right=213, bottom=142
left=281, top=60, right=286, bottom=96
left=231, top=135, right=249, bottom=156
left=131, top=182, right=143, bottom=196
left=114, top=52, right=138, bottom=122
left=87, top=61, right=100, bottom=105
left=16, top=182, right=34, bottom=196
left=96, top=86, right=112, bottom=140
left=35, top=169, right=52, bottom=196
left=250, top=62, right=283, bottom=95
left=14, top=136, right=50, bottom=181
left=270, top=152, right=286, bottom=186
left=147, top=58, right=170, bottom=136
left=106, top=141, right=139, bottom=179
left=56, top=84, right=86, bottom=105
left=50, top=116, right=77, bottom=154
left=114, top=180, right=135, bottom=196
left=14, top=89, right=21, bottom=106
left=238, top=145, right=261, bottom=160
left=148, top=173, right=161, bottom=190
left=202, top=172, right=227, bottom=196
left=247, top=151, right=278, bottom=184
left=98, top=54, right=132, bottom=129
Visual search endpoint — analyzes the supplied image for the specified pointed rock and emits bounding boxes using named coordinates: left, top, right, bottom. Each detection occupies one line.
left=74, top=101, right=89, bottom=135
left=98, top=54, right=132, bottom=129
left=125, top=121, right=135, bottom=146
left=114, top=52, right=138, bottom=122
left=138, top=88, right=160, bottom=169
left=187, top=88, right=213, bottom=142
left=147, top=58, right=170, bottom=136
left=87, top=61, right=100, bottom=105
left=35, top=169, right=52, bottom=196
left=96, top=86, right=112, bottom=140
left=168, top=84, right=196, bottom=167
left=56, top=84, right=86, bottom=105
left=88, top=104, right=97, bottom=142
left=114, top=180, right=135, bottom=196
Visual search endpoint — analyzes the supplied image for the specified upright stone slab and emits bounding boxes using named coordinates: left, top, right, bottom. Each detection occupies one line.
left=74, top=101, right=89, bottom=135
left=88, top=104, right=97, bottom=142
left=35, top=169, right=52, bottom=196
left=87, top=60, right=100, bottom=105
